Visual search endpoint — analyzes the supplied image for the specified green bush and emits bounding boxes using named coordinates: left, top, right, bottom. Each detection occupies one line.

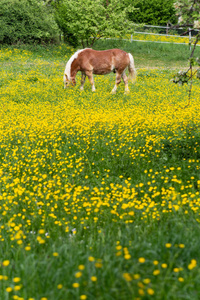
left=0, top=0, right=59, bottom=44
left=128, top=0, right=177, bottom=26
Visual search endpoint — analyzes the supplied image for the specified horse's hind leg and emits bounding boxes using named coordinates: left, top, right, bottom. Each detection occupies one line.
left=85, top=70, right=96, bottom=92
left=122, top=71, right=129, bottom=94
left=111, top=72, right=121, bottom=94
left=80, top=73, right=86, bottom=90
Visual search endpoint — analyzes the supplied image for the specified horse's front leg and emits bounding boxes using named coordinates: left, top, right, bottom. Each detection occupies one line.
left=80, top=73, right=86, bottom=90
left=85, top=71, right=96, bottom=92
left=111, top=72, right=121, bottom=94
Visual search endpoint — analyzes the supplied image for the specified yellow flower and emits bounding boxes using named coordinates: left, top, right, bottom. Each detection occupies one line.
left=133, top=274, right=140, bottom=279
left=78, top=265, right=85, bottom=270
left=25, top=246, right=31, bottom=251
left=14, top=285, right=22, bottom=291
left=143, top=278, right=151, bottom=284
left=72, top=282, right=80, bottom=288
left=153, top=270, right=160, bottom=276
left=13, top=277, right=21, bottom=282
left=75, top=272, right=82, bottom=278
left=91, top=276, right=97, bottom=282
left=95, top=262, right=102, bottom=268
left=88, top=256, right=95, bottom=262
left=57, top=284, right=63, bottom=289
left=138, top=257, right=145, bottom=263
left=178, top=277, right=184, bottom=282
left=123, top=273, right=132, bottom=282
left=147, top=288, right=155, bottom=295
left=6, top=287, right=12, bottom=292
left=124, top=254, right=131, bottom=260
left=80, top=295, right=87, bottom=300
left=173, top=268, right=180, bottom=273
left=116, top=245, right=122, bottom=250
left=188, top=259, right=197, bottom=270
left=138, top=289, right=145, bottom=296
left=2, top=260, right=10, bottom=267
left=37, top=236, right=45, bottom=244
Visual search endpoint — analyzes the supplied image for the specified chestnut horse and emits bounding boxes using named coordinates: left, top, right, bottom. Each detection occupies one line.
left=63, top=48, right=136, bottom=93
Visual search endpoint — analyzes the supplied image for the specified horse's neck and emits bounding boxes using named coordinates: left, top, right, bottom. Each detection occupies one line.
left=71, top=61, right=79, bottom=77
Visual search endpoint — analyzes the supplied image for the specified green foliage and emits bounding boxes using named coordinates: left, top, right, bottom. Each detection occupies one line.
left=55, top=0, right=136, bottom=47
left=127, top=0, right=177, bottom=26
left=0, top=0, right=59, bottom=44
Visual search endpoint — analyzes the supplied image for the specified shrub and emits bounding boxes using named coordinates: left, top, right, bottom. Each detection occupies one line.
left=0, top=0, right=59, bottom=44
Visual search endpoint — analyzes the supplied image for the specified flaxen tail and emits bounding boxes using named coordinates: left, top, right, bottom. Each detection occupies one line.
left=128, top=53, right=136, bottom=83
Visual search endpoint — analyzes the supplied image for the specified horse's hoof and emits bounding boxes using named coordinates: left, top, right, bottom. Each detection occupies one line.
left=124, top=90, right=130, bottom=95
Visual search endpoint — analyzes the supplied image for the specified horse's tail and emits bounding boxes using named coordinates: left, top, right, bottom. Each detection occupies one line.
left=128, top=53, right=136, bottom=83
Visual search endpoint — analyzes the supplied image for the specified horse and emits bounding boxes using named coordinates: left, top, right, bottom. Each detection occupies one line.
left=63, top=48, right=136, bottom=94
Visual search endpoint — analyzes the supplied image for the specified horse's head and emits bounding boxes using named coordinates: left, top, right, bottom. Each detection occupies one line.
left=63, top=74, right=71, bottom=88
left=63, top=74, right=76, bottom=88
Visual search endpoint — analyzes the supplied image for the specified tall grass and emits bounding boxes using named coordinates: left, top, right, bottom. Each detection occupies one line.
left=0, top=42, right=200, bottom=300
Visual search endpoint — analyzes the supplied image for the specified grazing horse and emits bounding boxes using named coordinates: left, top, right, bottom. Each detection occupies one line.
left=63, top=48, right=136, bottom=93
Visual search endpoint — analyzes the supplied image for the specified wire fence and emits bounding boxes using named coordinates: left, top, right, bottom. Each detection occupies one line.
left=135, top=24, right=199, bottom=37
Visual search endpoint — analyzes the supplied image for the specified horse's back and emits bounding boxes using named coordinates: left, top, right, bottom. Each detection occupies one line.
left=81, top=48, right=127, bottom=57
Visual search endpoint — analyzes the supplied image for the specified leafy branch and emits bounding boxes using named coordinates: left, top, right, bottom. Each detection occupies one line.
left=171, top=1, right=200, bottom=107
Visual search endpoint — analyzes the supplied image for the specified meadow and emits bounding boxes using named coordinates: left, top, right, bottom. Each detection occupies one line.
left=0, top=40, right=200, bottom=300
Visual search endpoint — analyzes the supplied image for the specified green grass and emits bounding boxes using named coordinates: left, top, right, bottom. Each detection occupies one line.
left=95, top=39, right=198, bottom=68
left=0, top=41, right=200, bottom=300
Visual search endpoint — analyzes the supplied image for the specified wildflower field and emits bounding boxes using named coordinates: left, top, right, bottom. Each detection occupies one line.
left=0, top=41, right=200, bottom=300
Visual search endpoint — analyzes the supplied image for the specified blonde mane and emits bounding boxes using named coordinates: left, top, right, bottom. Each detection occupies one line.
left=64, top=48, right=90, bottom=80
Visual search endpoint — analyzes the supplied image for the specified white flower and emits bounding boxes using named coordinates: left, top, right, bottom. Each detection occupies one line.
left=194, top=20, right=200, bottom=29
left=178, top=16, right=183, bottom=24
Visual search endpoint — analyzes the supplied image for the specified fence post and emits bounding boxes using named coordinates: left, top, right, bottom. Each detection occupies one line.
left=131, top=34, right=133, bottom=42
left=166, top=23, right=169, bottom=35
left=189, top=28, right=192, bottom=50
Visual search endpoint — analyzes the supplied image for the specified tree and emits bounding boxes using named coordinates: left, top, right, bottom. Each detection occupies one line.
left=172, top=0, right=200, bottom=105
left=55, top=0, right=136, bottom=48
